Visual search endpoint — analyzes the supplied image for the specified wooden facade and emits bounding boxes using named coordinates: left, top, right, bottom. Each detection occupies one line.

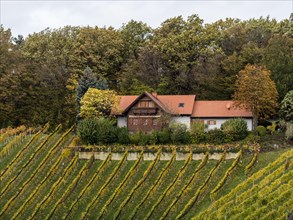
left=126, top=95, right=163, bottom=133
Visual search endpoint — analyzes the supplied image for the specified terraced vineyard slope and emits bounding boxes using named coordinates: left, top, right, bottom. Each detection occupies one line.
left=0, top=128, right=291, bottom=219
left=195, top=148, right=293, bottom=220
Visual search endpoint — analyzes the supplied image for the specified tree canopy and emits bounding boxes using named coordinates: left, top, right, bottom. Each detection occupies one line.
left=233, top=64, right=278, bottom=129
left=79, top=88, right=120, bottom=119
left=0, top=15, right=292, bottom=128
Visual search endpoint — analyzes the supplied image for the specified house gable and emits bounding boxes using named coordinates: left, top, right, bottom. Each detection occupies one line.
left=122, top=92, right=170, bottom=115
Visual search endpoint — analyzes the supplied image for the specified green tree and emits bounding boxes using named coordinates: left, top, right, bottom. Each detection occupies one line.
left=262, top=34, right=293, bottom=100
left=80, top=88, right=119, bottom=119
left=233, top=64, right=278, bottom=130
left=280, top=90, right=293, bottom=122
left=76, top=66, right=108, bottom=103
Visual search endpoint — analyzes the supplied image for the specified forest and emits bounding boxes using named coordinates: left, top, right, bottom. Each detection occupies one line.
left=0, top=14, right=292, bottom=128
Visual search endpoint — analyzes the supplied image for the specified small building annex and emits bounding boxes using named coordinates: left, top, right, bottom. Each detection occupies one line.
left=113, top=92, right=253, bottom=133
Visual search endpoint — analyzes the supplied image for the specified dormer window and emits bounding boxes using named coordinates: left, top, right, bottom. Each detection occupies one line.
left=178, top=103, right=184, bottom=108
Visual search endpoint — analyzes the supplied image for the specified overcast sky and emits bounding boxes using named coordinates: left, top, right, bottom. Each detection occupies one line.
left=1, top=0, right=292, bottom=37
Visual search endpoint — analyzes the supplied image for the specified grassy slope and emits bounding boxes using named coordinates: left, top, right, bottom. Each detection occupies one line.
left=0, top=131, right=291, bottom=220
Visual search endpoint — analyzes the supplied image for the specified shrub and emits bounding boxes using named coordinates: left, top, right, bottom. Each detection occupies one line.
left=130, top=131, right=151, bottom=145
left=77, top=118, right=117, bottom=145
left=117, top=127, right=130, bottom=145
left=221, top=118, right=248, bottom=141
left=95, top=118, right=117, bottom=144
left=190, top=121, right=206, bottom=134
left=77, top=118, right=100, bottom=145
left=241, top=132, right=260, bottom=144
left=279, top=90, right=293, bottom=122
left=285, top=122, right=293, bottom=141
left=206, top=129, right=226, bottom=144
left=169, top=122, right=190, bottom=144
left=256, top=125, right=267, bottom=136
left=149, top=130, right=159, bottom=145
left=267, top=122, right=276, bottom=134
left=190, top=122, right=207, bottom=144
left=157, top=128, right=171, bottom=144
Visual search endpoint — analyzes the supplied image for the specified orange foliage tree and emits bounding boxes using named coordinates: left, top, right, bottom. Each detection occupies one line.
left=233, top=64, right=278, bottom=130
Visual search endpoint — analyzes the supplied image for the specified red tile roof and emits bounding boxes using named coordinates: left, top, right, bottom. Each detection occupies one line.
left=115, top=93, right=252, bottom=117
left=116, top=94, right=196, bottom=115
left=192, top=101, right=253, bottom=117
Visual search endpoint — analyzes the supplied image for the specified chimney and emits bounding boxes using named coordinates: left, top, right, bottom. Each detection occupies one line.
left=152, top=91, right=158, bottom=98
left=226, top=103, right=231, bottom=110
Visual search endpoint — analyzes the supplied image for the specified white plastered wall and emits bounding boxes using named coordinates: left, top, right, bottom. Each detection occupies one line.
left=200, top=118, right=253, bottom=131
left=117, top=116, right=127, bottom=128
left=171, top=116, right=191, bottom=129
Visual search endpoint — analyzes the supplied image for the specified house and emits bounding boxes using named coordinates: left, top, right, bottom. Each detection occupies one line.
left=114, top=92, right=253, bottom=133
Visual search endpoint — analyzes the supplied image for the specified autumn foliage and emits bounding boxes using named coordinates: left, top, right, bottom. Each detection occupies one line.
left=80, top=88, right=120, bottom=119
left=233, top=64, right=278, bottom=129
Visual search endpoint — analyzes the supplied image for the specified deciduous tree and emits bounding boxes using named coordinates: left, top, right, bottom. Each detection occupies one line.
left=80, top=88, right=120, bottom=119
left=233, top=64, right=278, bottom=129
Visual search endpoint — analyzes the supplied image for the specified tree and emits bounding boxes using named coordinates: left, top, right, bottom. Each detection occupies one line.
left=79, top=88, right=120, bottom=119
left=262, top=34, right=293, bottom=100
left=233, top=64, right=278, bottom=130
left=76, top=66, right=108, bottom=103
left=280, top=90, right=293, bottom=122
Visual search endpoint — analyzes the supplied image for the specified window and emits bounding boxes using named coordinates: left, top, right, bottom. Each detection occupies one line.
left=139, top=101, right=154, bottom=108
left=207, top=120, right=216, bottom=125
left=178, top=103, right=185, bottom=108
left=133, top=118, right=138, bottom=125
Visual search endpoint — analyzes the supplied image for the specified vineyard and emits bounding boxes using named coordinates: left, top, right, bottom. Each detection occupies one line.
left=0, top=126, right=292, bottom=220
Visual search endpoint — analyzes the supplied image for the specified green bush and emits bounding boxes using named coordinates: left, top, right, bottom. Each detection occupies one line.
left=157, top=128, right=171, bottom=144
left=77, top=118, right=117, bottom=145
left=206, top=129, right=226, bottom=144
left=221, top=118, right=248, bottom=141
left=241, top=132, right=260, bottom=144
left=190, top=121, right=207, bottom=144
left=191, top=133, right=207, bottom=144
left=95, top=118, right=117, bottom=144
left=190, top=121, right=206, bottom=134
left=77, top=118, right=100, bottom=145
left=149, top=130, right=159, bottom=145
left=169, top=122, right=190, bottom=144
left=256, top=125, right=267, bottom=136
left=267, top=122, right=276, bottom=134
left=117, top=127, right=130, bottom=145
left=285, top=122, right=293, bottom=141
left=130, top=131, right=151, bottom=145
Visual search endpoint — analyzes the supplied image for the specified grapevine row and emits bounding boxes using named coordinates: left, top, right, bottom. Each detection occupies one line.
left=198, top=148, right=293, bottom=217
left=0, top=126, right=72, bottom=217
left=81, top=151, right=129, bottom=219
left=0, top=133, right=25, bottom=158
left=210, top=150, right=242, bottom=195
left=177, top=151, right=226, bottom=219
left=228, top=170, right=293, bottom=219
left=11, top=153, right=65, bottom=219
left=145, top=152, right=193, bottom=220
left=196, top=148, right=293, bottom=219
left=245, top=151, right=258, bottom=173
left=114, top=149, right=169, bottom=220
left=127, top=149, right=163, bottom=220
left=159, top=152, right=209, bottom=220
left=0, top=124, right=47, bottom=178
left=28, top=154, right=79, bottom=219
left=97, top=151, right=144, bottom=219
left=0, top=125, right=27, bottom=144
left=62, top=154, right=111, bottom=220
left=0, top=125, right=59, bottom=196
left=46, top=155, right=95, bottom=220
